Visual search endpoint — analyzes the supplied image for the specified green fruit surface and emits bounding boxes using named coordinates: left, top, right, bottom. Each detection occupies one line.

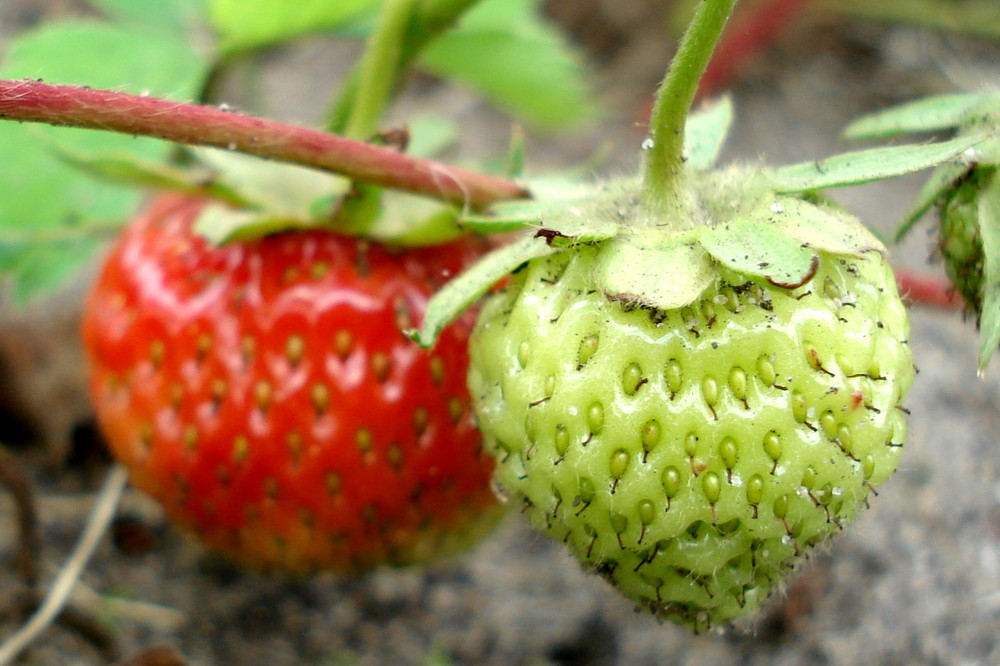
left=468, top=243, right=914, bottom=630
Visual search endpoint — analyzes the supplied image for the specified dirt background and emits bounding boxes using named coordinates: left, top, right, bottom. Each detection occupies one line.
left=0, top=1, right=999, bottom=665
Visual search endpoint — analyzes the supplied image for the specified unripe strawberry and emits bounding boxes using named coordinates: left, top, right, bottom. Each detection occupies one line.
left=467, top=224, right=913, bottom=630
left=938, top=167, right=996, bottom=318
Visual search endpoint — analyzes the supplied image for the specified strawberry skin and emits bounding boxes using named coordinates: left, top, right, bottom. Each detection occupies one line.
left=468, top=243, right=913, bottom=630
left=83, top=193, right=504, bottom=572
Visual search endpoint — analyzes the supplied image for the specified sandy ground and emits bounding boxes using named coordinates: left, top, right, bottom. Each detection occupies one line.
left=0, top=2, right=998, bottom=664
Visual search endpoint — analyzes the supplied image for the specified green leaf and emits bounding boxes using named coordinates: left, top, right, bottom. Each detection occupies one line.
left=895, top=162, right=970, bottom=241
left=843, top=93, right=980, bottom=140
left=0, top=236, right=108, bottom=302
left=418, top=0, right=597, bottom=128
left=977, top=172, right=1000, bottom=369
left=0, top=22, right=210, bottom=298
left=210, top=0, right=379, bottom=54
left=193, top=204, right=316, bottom=244
left=685, top=95, right=733, bottom=170
left=51, top=147, right=253, bottom=207
left=818, top=0, right=1000, bottom=40
left=405, top=113, right=459, bottom=158
left=192, top=148, right=350, bottom=218
left=415, top=234, right=556, bottom=347
left=771, top=133, right=986, bottom=193
left=88, top=0, right=210, bottom=36
left=593, top=235, right=714, bottom=310
left=699, top=215, right=816, bottom=287
left=367, top=191, right=464, bottom=246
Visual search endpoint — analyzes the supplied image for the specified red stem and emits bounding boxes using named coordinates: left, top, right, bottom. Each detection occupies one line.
left=895, top=268, right=963, bottom=309
left=0, top=79, right=529, bottom=209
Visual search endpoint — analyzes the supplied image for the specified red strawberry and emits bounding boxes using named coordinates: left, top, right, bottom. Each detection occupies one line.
left=82, top=193, right=504, bottom=572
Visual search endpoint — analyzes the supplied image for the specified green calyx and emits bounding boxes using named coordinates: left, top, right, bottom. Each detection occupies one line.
left=415, top=160, right=885, bottom=347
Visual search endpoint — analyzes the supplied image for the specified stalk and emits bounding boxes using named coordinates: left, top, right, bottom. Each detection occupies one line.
left=0, top=79, right=528, bottom=208
left=643, top=0, right=739, bottom=215
left=328, top=0, right=480, bottom=133
left=342, top=0, right=419, bottom=141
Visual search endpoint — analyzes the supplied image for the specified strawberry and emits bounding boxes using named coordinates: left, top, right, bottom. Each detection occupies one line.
left=82, top=193, right=504, bottom=573
left=467, top=224, right=913, bottom=630
left=938, top=167, right=995, bottom=317
left=417, top=144, right=916, bottom=629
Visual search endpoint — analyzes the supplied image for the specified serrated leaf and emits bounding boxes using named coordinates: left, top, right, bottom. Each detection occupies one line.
left=594, top=235, right=714, bottom=310
left=764, top=197, right=885, bottom=256
left=896, top=162, right=970, bottom=241
left=843, top=93, right=980, bottom=140
left=977, top=172, right=1000, bottom=369
left=418, top=0, right=597, bottom=128
left=699, top=215, right=816, bottom=287
left=415, top=234, right=556, bottom=347
left=210, top=0, right=379, bottom=54
left=685, top=95, right=733, bottom=170
left=772, top=133, right=986, bottom=193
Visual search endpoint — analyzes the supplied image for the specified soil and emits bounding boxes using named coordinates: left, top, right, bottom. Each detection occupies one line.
left=0, top=2, right=999, bottom=665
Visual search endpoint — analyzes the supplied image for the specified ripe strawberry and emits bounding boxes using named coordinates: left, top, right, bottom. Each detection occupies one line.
left=466, top=212, right=913, bottom=630
left=83, top=193, right=504, bottom=573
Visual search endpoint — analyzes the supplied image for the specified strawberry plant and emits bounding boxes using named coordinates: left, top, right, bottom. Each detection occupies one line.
left=0, top=0, right=999, bottom=662
left=0, top=0, right=596, bottom=576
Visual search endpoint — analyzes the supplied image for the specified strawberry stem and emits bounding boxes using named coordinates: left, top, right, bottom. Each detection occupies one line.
left=343, top=0, right=419, bottom=141
left=643, top=0, right=738, bottom=216
left=0, top=79, right=528, bottom=208
left=327, top=0, right=480, bottom=133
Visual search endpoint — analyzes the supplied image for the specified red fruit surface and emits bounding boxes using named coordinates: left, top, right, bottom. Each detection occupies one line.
left=83, top=193, right=504, bottom=572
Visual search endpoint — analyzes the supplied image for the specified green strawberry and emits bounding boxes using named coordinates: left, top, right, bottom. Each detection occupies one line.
left=466, top=199, right=913, bottom=630
left=414, top=0, right=920, bottom=631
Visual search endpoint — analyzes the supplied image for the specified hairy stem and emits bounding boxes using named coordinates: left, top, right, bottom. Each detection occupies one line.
left=328, top=0, right=480, bottom=133
left=0, top=79, right=528, bottom=209
left=343, top=0, right=419, bottom=140
left=643, top=0, right=739, bottom=215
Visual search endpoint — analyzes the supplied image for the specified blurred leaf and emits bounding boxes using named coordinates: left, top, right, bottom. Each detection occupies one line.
left=685, top=95, right=733, bottom=170
left=51, top=147, right=254, bottom=207
left=192, top=148, right=350, bottom=217
left=405, top=113, right=459, bottom=158
left=210, top=0, right=379, bottom=54
left=0, top=22, right=210, bottom=299
left=418, top=0, right=597, bottom=129
left=88, top=0, right=210, bottom=36
left=843, top=93, right=978, bottom=140
left=819, top=0, right=1000, bottom=40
